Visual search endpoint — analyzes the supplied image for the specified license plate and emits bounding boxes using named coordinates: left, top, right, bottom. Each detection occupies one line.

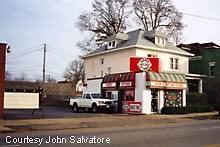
left=106, top=105, right=110, bottom=108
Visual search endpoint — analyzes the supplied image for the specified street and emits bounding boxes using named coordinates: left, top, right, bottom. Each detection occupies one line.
left=1, top=120, right=220, bottom=147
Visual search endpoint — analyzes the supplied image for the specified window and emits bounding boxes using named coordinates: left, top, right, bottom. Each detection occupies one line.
left=108, top=40, right=117, bottom=49
left=148, top=53, right=158, bottom=57
left=107, top=67, right=111, bottom=74
left=101, top=70, right=104, bottom=77
left=85, top=94, right=91, bottom=99
left=123, top=90, right=134, bottom=101
left=101, top=58, right=104, bottom=65
left=209, top=62, right=215, bottom=77
left=170, top=57, right=178, bottom=70
left=112, top=41, right=116, bottom=47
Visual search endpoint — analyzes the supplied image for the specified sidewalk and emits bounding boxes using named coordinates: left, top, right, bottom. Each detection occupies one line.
left=0, top=112, right=218, bottom=133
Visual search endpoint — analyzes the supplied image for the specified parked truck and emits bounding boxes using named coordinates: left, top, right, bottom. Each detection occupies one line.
left=70, top=92, right=115, bottom=113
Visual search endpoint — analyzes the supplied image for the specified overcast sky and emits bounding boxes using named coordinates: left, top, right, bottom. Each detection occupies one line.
left=1, top=0, right=220, bottom=81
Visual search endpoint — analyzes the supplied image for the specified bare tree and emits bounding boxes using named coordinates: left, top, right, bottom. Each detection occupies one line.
left=63, top=59, right=85, bottom=84
left=5, top=71, right=12, bottom=80
left=46, top=75, right=57, bottom=83
left=14, top=73, right=28, bottom=81
left=133, top=0, right=184, bottom=44
left=76, top=0, right=130, bottom=52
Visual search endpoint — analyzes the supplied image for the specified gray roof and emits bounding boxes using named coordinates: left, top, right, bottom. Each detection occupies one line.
left=83, top=29, right=193, bottom=58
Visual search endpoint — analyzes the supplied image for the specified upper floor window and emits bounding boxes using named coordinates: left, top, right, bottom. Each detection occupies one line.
left=108, top=40, right=116, bottom=49
left=170, top=57, right=178, bottom=70
left=155, top=37, right=166, bottom=46
left=101, top=58, right=104, bottom=65
left=107, top=67, right=111, bottom=74
left=209, top=62, right=215, bottom=78
left=148, top=53, right=158, bottom=57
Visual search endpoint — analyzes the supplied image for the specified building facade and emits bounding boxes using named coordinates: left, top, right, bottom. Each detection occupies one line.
left=179, top=42, right=220, bottom=108
left=82, top=29, right=199, bottom=114
left=83, top=29, right=193, bottom=80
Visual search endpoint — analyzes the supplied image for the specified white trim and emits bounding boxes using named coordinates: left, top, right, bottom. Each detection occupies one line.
left=185, top=73, right=207, bottom=79
left=82, top=44, right=194, bottom=59
left=189, top=56, right=203, bottom=61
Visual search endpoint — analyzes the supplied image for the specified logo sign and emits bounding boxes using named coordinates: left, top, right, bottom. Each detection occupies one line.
left=137, top=58, right=152, bottom=71
left=130, top=57, right=159, bottom=72
left=102, top=82, right=116, bottom=88
left=120, top=81, right=132, bottom=87
left=122, top=101, right=142, bottom=113
left=123, top=102, right=129, bottom=112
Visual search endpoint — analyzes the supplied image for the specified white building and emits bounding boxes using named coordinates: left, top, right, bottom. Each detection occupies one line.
left=82, top=29, right=203, bottom=114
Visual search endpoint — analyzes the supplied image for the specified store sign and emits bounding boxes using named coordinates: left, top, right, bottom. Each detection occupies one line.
left=122, top=101, right=142, bottom=113
left=102, top=82, right=116, bottom=88
left=146, top=81, right=187, bottom=89
left=130, top=57, right=159, bottom=72
left=120, top=81, right=132, bottom=87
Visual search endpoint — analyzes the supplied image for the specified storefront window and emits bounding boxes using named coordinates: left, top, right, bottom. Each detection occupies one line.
left=123, top=90, right=134, bottom=101
left=164, top=90, right=182, bottom=107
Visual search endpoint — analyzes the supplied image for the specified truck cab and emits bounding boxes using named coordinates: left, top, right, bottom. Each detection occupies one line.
left=70, top=92, right=115, bottom=113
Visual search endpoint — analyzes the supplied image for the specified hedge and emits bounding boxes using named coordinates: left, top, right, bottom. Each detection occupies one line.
left=186, top=93, right=208, bottom=105
left=161, top=105, right=213, bottom=114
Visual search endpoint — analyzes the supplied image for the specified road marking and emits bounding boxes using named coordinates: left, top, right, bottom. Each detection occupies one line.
left=204, top=144, right=220, bottom=147
left=1, top=145, right=21, bottom=147
left=213, top=126, right=220, bottom=129
left=201, top=127, right=208, bottom=130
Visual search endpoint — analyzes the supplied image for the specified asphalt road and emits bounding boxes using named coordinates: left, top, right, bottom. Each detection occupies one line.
left=3, top=105, right=104, bottom=120
left=1, top=120, right=220, bottom=147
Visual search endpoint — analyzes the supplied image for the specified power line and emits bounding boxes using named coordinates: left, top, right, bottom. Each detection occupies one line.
left=47, top=44, right=76, bottom=59
left=7, top=48, right=41, bottom=60
left=182, top=12, right=220, bottom=21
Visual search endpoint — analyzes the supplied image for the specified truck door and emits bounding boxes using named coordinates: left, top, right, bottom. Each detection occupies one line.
left=84, top=93, right=92, bottom=108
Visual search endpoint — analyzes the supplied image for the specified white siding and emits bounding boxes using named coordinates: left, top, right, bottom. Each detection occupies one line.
left=83, top=79, right=103, bottom=93
left=84, top=49, right=136, bottom=82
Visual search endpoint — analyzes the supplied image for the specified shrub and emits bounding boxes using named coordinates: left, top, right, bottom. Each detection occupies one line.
left=187, top=93, right=208, bottom=105
left=161, top=107, right=187, bottom=114
left=161, top=105, right=213, bottom=114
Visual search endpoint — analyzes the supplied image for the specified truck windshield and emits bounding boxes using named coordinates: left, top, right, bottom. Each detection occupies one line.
left=91, top=93, right=104, bottom=99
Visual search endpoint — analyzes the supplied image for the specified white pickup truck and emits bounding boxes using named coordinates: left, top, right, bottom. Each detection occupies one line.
left=70, top=92, right=115, bottom=113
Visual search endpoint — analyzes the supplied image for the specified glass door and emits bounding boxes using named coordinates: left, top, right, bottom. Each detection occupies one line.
left=151, top=89, right=159, bottom=112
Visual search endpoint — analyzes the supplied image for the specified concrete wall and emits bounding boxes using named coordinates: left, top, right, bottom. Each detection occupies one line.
left=0, top=43, right=7, bottom=119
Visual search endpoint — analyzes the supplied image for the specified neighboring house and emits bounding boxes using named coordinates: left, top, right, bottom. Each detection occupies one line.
left=178, top=42, right=220, bottom=108
left=82, top=29, right=205, bottom=114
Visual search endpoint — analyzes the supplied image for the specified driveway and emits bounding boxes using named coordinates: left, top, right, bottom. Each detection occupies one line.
left=3, top=105, right=105, bottom=120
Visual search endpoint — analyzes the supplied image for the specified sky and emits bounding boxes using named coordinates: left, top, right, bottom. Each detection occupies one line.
left=1, top=0, right=220, bottom=81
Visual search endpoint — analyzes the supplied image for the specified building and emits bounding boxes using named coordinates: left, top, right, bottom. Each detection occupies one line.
left=0, top=43, right=7, bottom=119
left=178, top=42, right=220, bottom=108
left=82, top=29, right=203, bottom=114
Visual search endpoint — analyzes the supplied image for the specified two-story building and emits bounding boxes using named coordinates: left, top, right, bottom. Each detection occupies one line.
left=178, top=42, right=220, bottom=109
left=82, top=29, right=203, bottom=114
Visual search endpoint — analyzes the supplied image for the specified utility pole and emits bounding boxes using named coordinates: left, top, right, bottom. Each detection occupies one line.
left=42, top=44, right=46, bottom=83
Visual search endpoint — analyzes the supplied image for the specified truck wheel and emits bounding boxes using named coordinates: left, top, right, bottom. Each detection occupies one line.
left=72, top=103, right=79, bottom=112
left=91, top=104, right=98, bottom=113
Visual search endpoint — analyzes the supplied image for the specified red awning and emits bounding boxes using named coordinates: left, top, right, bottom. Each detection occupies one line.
left=120, top=72, right=135, bottom=81
left=103, top=73, right=120, bottom=83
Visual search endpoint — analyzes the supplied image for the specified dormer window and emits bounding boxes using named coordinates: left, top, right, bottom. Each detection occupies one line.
left=155, top=37, right=166, bottom=46
left=107, top=40, right=117, bottom=49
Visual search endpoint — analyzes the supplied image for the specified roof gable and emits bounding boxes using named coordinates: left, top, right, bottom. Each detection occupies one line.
left=83, top=29, right=193, bottom=58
